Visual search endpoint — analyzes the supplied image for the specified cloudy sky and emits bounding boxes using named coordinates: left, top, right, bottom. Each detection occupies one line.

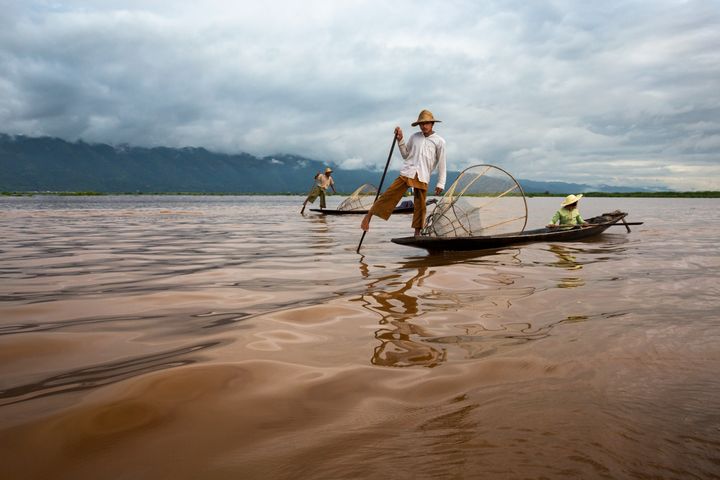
left=1, top=0, right=719, bottom=190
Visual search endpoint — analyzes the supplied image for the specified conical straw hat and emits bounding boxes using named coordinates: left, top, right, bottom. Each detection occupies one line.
left=411, top=109, right=442, bottom=126
left=561, top=194, right=583, bottom=207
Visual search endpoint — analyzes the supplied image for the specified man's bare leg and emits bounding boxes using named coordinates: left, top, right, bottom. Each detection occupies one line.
left=360, top=212, right=372, bottom=231
left=300, top=201, right=307, bottom=215
left=414, top=227, right=421, bottom=236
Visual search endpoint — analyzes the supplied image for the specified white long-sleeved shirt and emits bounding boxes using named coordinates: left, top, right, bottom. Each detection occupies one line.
left=397, top=131, right=447, bottom=190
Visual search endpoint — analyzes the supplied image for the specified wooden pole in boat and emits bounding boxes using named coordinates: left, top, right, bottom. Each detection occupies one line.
left=608, top=221, right=643, bottom=227
left=356, top=134, right=397, bottom=254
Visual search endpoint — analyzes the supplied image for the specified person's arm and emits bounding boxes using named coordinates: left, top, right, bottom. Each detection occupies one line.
left=396, top=127, right=410, bottom=159
left=576, top=212, right=586, bottom=225
left=330, top=177, right=336, bottom=193
left=547, top=211, right=560, bottom=227
left=434, top=139, right=447, bottom=195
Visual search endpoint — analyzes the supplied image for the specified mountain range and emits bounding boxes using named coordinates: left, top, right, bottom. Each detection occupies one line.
left=0, top=133, right=662, bottom=194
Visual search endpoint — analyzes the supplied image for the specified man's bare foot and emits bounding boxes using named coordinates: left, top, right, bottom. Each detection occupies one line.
left=300, top=207, right=305, bottom=215
left=414, top=228, right=421, bottom=236
left=360, top=214, right=371, bottom=231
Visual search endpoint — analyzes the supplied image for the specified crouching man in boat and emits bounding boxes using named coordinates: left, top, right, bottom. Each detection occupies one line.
left=547, top=194, right=589, bottom=228
left=301, top=167, right=337, bottom=214
left=360, top=109, right=447, bottom=236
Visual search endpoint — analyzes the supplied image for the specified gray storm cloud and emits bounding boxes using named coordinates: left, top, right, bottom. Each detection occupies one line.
left=1, top=0, right=718, bottom=190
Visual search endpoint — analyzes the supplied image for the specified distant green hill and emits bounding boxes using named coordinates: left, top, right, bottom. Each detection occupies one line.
left=0, top=133, right=675, bottom=195
left=0, top=133, right=347, bottom=193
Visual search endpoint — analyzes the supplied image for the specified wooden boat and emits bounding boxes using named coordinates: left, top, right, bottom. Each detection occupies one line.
left=391, top=211, right=639, bottom=253
left=311, top=199, right=436, bottom=215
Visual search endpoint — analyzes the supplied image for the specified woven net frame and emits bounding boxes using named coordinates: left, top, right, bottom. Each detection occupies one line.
left=337, top=183, right=378, bottom=211
left=420, top=164, right=528, bottom=237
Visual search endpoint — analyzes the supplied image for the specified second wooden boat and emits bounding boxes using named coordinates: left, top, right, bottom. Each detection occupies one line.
left=392, top=211, right=639, bottom=253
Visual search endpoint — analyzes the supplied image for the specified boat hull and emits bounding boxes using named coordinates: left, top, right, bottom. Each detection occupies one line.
left=310, top=206, right=414, bottom=215
left=391, top=212, right=629, bottom=253
left=310, top=199, right=436, bottom=215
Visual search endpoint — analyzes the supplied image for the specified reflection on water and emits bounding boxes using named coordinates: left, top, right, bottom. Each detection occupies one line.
left=373, top=320, right=447, bottom=368
left=359, top=247, right=576, bottom=366
left=359, top=262, right=446, bottom=367
left=548, top=244, right=582, bottom=270
left=1, top=195, right=720, bottom=479
left=548, top=244, right=585, bottom=288
left=427, top=322, right=550, bottom=359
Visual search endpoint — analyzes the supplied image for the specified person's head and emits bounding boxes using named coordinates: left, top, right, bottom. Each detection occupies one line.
left=561, top=194, right=582, bottom=209
left=324, top=167, right=333, bottom=176
left=411, top=109, right=441, bottom=136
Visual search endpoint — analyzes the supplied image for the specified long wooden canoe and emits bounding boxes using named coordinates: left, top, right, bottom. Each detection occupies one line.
left=391, top=211, right=638, bottom=253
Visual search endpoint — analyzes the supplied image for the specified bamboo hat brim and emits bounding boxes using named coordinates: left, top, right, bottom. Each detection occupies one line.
left=411, top=109, right=442, bottom=126
left=561, top=194, right=583, bottom=207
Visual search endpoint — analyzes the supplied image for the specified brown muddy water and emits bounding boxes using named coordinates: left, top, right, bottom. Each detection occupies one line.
left=1, top=195, right=719, bottom=479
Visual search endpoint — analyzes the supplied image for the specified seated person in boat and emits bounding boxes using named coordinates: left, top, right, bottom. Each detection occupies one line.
left=547, top=194, right=588, bottom=228
left=301, top=167, right=337, bottom=214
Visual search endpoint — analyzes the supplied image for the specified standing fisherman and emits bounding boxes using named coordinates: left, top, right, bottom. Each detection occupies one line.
left=360, top=110, right=447, bottom=235
left=301, top=167, right=336, bottom=214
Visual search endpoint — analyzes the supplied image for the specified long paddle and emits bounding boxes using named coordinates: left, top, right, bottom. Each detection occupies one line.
left=550, top=221, right=643, bottom=231
left=356, top=135, right=397, bottom=254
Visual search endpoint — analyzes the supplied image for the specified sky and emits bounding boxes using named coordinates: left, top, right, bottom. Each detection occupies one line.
left=1, top=0, right=719, bottom=190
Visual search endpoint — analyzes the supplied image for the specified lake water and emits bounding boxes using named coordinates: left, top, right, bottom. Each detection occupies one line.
left=1, top=195, right=719, bottom=479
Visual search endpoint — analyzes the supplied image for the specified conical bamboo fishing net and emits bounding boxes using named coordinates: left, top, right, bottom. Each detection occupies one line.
left=337, top=183, right=378, bottom=211
left=421, top=165, right=528, bottom=237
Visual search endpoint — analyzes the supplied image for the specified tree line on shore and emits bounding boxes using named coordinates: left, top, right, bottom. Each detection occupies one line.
left=2, top=133, right=713, bottom=196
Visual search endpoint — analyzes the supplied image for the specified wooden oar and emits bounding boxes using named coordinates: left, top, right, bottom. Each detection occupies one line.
left=607, top=220, right=643, bottom=233
left=550, top=221, right=643, bottom=231
left=356, top=135, right=397, bottom=254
